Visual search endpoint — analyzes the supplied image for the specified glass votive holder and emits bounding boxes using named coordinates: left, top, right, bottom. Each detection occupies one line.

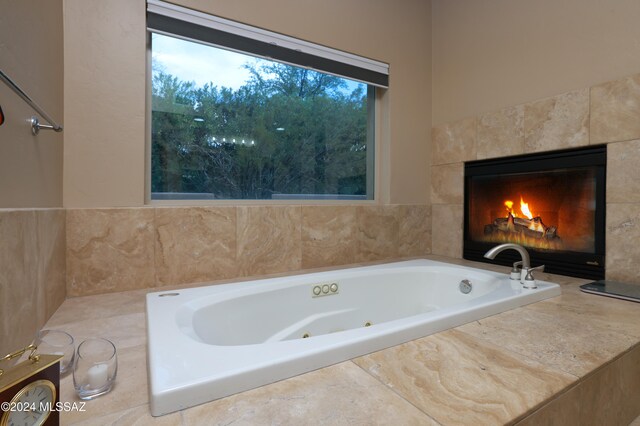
left=73, top=338, right=117, bottom=400
left=36, top=329, right=75, bottom=375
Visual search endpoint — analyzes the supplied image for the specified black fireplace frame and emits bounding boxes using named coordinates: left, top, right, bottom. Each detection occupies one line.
left=463, top=145, right=606, bottom=280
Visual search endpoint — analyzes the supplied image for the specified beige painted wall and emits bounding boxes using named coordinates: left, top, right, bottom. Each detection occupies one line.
left=0, top=0, right=64, bottom=207
left=63, top=0, right=432, bottom=207
left=432, top=0, right=640, bottom=125
left=63, top=0, right=147, bottom=208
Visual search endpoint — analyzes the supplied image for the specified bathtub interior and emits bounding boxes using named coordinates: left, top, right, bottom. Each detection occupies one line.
left=177, top=266, right=504, bottom=346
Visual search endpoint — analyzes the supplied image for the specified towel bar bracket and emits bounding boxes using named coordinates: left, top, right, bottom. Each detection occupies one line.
left=30, top=116, right=63, bottom=135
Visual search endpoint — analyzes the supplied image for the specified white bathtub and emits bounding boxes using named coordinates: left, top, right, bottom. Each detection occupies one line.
left=146, top=259, right=561, bottom=416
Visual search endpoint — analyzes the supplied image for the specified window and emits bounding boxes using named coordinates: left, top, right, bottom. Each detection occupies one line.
left=147, top=1, right=387, bottom=201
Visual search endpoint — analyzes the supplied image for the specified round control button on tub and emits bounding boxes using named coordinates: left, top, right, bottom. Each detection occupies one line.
left=313, top=286, right=321, bottom=296
left=330, top=283, right=338, bottom=293
left=321, top=284, right=330, bottom=294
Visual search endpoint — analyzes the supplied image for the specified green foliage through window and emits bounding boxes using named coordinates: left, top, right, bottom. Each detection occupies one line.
left=150, top=34, right=374, bottom=200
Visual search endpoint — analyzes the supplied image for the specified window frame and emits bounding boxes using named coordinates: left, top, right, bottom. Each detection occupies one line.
left=144, top=3, right=386, bottom=205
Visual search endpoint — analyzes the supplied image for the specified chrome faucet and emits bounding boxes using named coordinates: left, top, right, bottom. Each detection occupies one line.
left=484, top=243, right=530, bottom=268
left=483, top=243, right=544, bottom=289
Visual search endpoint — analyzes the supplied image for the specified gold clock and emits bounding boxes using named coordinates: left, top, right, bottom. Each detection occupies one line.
left=0, top=346, right=61, bottom=426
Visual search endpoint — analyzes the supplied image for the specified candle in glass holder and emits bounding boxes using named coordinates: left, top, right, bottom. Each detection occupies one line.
left=87, top=363, right=108, bottom=389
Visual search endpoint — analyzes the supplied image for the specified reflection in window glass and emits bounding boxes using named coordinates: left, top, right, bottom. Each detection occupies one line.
left=150, top=33, right=374, bottom=200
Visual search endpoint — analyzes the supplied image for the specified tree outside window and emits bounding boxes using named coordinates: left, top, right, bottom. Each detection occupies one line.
left=151, top=34, right=374, bottom=200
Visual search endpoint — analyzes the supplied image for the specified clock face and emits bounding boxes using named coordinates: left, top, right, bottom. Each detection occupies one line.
left=1, top=380, right=55, bottom=426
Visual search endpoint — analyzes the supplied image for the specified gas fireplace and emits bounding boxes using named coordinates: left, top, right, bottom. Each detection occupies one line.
left=464, top=146, right=606, bottom=279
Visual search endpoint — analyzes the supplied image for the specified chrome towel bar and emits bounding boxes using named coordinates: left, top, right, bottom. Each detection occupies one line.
left=0, top=68, right=63, bottom=135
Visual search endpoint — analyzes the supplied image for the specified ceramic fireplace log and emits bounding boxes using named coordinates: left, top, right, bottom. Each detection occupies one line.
left=485, top=216, right=558, bottom=240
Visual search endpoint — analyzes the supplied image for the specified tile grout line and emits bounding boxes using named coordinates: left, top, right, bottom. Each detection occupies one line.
left=348, top=359, right=444, bottom=426
left=67, top=401, right=150, bottom=425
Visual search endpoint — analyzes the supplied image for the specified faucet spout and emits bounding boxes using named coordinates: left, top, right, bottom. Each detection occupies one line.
left=483, top=243, right=530, bottom=269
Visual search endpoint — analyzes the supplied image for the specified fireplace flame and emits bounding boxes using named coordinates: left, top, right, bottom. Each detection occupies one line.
left=504, top=200, right=514, bottom=217
left=504, top=196, right=536, bottom=220
left=520, top=196, right=534, bottom=220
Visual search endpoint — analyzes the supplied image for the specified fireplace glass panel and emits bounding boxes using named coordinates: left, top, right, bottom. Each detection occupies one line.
left=468, top=168, right=596, bottom=253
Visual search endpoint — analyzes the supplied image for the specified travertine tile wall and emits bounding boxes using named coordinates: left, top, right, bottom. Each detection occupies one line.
left=431, top=72, right=640, bottom=283
left=66, top=204, right=431, bottom=297
left=0, top=209, right=66, bottom=359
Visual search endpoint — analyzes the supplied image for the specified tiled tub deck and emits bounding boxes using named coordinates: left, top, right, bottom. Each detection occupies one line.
left=43, top=256, right=640, bottom=425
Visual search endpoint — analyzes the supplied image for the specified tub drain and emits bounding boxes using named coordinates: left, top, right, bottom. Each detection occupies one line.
left=459, top=279, right=473, bottom=294
left=302, top=333, right=310, bottom=338
left=364, top=321, right=372, bottom=327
